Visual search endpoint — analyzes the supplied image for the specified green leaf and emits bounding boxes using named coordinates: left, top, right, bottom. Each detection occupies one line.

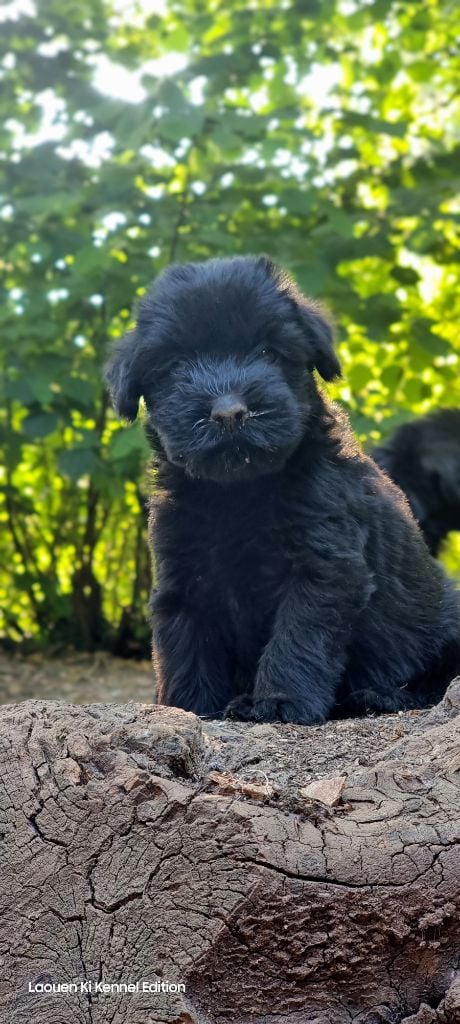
left=58, top=448, right=100, bottom=480
left=5, top=378, right=37, bottom=405
left=380, top=364, right=403, bottom=390
left=348, top=364, right=371, bottom=391
left=279, top=190, right=315, bottom=216
left=390, top=266, right=420, bottom=285
left=22, top=412, right=59, bottom=438
left=408, top=60, right=436, bottom=83
left=411, top=319, right=452, bottom=356
left=403, top=378, right=424, bottom=404
left=339, top=112, right=408, bottom=138
left=29, top=375, right=54, bottom=403
left=160, top=107, right=205, bottom=142
left=59, top=378, right=97, bottom=407
left=108, top=425, right=149, bottom=461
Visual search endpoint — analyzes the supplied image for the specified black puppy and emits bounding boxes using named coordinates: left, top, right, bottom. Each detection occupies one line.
left=105, top=256, right=460, bottom=724
left=373, top=409, right=460, bottom=556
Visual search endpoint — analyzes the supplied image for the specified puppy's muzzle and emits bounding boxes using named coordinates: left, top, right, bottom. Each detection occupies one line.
left=210, top=393, right=249, bottom=430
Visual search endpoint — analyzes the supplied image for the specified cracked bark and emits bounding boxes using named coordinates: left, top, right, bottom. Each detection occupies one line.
left=1, top=683, right=459, bottom=1024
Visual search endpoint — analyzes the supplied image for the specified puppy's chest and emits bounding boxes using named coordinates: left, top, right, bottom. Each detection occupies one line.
left=167, top=492, right=289, bottom=614
left=199, top=512, right=286, bottom=601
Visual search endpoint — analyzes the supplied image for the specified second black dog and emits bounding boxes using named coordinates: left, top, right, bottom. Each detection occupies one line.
left=105, top=256, right=460, bottom=724
left=373, top=409, right=460, bottom=556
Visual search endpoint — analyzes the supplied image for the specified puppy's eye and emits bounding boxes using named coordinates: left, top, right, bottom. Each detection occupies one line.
left=259, top=346, right=277, bottom=361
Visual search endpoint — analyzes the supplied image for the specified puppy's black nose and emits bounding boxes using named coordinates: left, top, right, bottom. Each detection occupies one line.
left=210, top=394, right=248, bottom=428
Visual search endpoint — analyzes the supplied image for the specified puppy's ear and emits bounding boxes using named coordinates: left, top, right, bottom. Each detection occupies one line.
left=104, top=329, right=143, bottom=421
left=296, top=299, right=341, bottom=381
left=259, top=256, right=341, bottom=382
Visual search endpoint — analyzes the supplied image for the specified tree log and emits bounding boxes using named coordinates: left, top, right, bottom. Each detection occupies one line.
left=1, top=681, right=460, bottom=1023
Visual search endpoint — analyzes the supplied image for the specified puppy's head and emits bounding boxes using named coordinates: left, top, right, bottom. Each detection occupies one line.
left=105, top=256, right=339, bottom=483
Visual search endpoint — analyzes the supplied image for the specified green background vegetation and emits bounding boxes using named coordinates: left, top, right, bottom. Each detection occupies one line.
left=0, top=0, right=459, bottom=652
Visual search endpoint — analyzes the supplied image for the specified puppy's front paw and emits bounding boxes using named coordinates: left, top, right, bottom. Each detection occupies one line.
left=224, top=694, right=255, bottom=721
left=225, top=695, right=321, bottom=726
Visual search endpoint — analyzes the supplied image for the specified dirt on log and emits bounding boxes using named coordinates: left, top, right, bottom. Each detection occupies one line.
left=1, top=681, right=460, bottom=1024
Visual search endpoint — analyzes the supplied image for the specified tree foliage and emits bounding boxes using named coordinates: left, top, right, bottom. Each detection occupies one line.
left=0, top=0, right=459, bottom=648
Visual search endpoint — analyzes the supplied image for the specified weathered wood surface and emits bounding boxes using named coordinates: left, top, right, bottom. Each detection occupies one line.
left=1, top=680, right=459, bottom=1023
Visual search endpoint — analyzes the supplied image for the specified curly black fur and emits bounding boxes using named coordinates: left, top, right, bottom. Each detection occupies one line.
left=373, top=409, right=460, bottom=556
left=105, top=256, right=460, bottom=724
